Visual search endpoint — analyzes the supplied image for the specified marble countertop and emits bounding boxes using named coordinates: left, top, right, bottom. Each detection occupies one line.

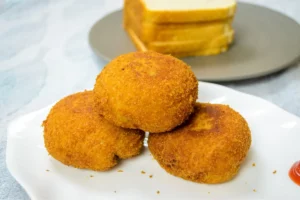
left=0, top=0, right=299, bottom=199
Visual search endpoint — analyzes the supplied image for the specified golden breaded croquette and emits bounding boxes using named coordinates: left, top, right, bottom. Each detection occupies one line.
left=43, top=91, right=145, bottom=171
left=93, top=51, right=198, bottom=133
left=148, top=103, right=251, bottom=184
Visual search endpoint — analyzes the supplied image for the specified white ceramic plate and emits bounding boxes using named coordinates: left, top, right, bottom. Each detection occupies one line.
left=6, top=82, right=300, bottom=200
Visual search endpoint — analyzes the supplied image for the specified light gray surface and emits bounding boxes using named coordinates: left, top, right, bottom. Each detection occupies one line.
left=89, top=3, right=300, bottom=81
left=0, top=0, right=299, bottom=199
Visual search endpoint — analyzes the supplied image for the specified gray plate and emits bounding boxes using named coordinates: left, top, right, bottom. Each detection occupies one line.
left=89, top=2, right=300, bottom=81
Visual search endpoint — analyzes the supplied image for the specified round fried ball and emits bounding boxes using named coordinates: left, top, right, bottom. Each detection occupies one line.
left=148, top=103, right=251, bottom=184
left=43, top=91, right=145, bottom=171
left=93, top=51, right=198, bottom=133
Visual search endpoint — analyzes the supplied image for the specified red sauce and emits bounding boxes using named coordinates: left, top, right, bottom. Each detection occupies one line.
left=289, top=161, right=300, bottom=186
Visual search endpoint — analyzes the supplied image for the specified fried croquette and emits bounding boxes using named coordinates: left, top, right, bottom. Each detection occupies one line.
left=43, top=91, right=145, bottom=171
left=93, top=51, right=198, bottom=133
left=148, top=103, right=251, bottom=184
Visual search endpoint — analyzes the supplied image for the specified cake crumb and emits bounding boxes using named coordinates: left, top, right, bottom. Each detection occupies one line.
left=117, top=170, right=123, bottom=172
left=90, top=175, right=94, bottom=178
left=149, top=175, right=153, bottom=178
left=252, top=163, right=256, bottom=167
left=141, top=170, right=146, bottom=174
left=253, top=189, right=256, bottom=192
left=208, top=192, right=210, bottom=194
left=157, top=190, right=160, bottom=194
left=46, top=169, right=50, bottom=172
left=273, top=170, right=277, bottom=174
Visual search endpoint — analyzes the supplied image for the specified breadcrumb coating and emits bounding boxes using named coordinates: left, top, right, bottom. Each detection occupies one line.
left=43, top=91, right=145, bottom=171
left=93, top=51, right=198, bottom=133
left=148, top=103, right=251, bottom=183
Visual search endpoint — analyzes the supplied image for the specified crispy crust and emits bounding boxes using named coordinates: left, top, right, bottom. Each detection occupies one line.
left=148, top=103, right=251, bottom=183
left=43, top=91, right=145, bottom=171
left=93, top=51, right=198, bottom=133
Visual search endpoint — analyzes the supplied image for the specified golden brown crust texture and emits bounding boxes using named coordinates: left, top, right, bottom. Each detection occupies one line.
left=93, top=51, right=198, bottom=133
left=148, top=103, right=251, bottom=183
left=43, top=91, right=145, bottom=171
